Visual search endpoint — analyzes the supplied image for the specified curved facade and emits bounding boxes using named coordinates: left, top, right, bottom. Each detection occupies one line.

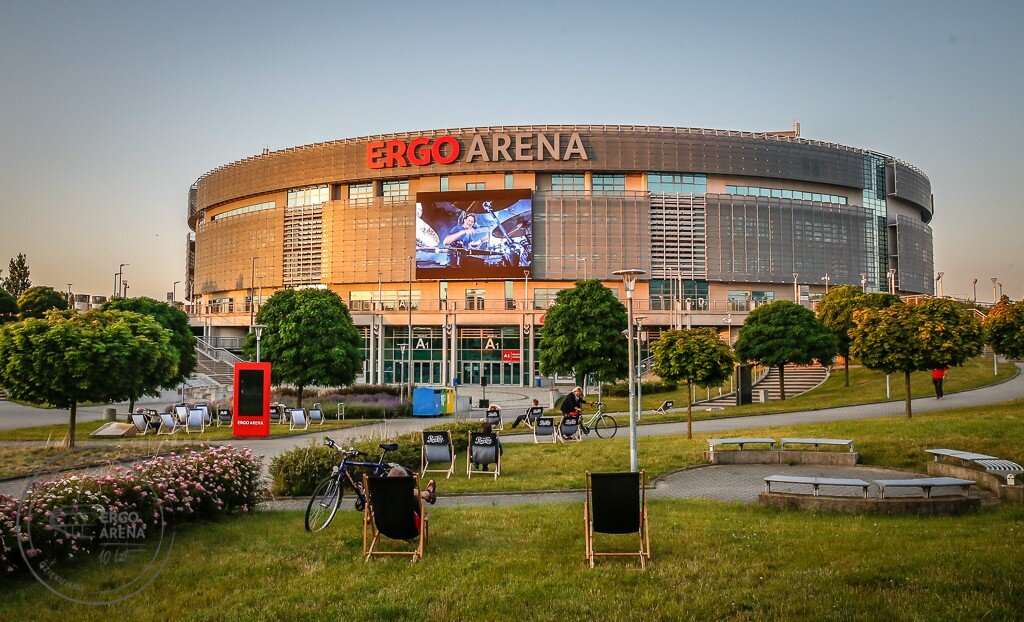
left=187, top=125, right=934, bottom=386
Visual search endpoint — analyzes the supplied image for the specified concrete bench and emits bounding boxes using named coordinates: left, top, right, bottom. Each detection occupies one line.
left=925, top=448, right=997, bottom=466
left=781, top=437, right=854, bottom=452
left=873, top=477, right=974, bottom=499
left=764, top=475, right=871, bottom=498
left=708, top=437, right=776, bottom=451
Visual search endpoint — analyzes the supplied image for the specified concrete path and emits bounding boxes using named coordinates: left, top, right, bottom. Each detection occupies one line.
left=0, top=389, right=182, bottom=431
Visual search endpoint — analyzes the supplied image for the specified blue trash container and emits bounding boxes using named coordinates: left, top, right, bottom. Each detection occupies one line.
left=412, top=387, right=441, bottom=417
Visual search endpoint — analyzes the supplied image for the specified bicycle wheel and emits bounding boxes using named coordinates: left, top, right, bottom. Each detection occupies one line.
left=305, top=476, right=343, bottom=532
left=593, top=414, right=618, bottom=439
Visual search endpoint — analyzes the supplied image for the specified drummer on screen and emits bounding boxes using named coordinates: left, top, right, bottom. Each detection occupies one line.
left=443, top=212, right=490, bottom=250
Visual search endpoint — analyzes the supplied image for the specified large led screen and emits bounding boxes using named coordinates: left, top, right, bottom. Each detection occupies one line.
left=415, top=189, right=533, bottom=279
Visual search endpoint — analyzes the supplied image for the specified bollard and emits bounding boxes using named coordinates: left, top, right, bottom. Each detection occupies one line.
left=103, top=407, right=117, bottom=422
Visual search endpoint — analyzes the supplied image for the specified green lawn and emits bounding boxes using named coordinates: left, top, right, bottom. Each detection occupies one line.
left=1, top=502, right=1020, bottom=621
left=0, top=417, right=376, bottom=443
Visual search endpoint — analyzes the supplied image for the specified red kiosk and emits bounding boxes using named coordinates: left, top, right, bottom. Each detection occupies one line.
left=232, top=362, right=271, bottom=437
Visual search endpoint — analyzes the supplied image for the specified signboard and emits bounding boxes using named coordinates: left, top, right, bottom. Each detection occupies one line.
left=501, top=350, right=521, bottom=363
left=367, top=131, right=589, bottom=169
left=232, top=362, right=271, bottom=437
left=415, top=189, right=533, bottom=280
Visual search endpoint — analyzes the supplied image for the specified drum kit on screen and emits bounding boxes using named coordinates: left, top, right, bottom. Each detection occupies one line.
left=417, top=202, right=531, bottom=270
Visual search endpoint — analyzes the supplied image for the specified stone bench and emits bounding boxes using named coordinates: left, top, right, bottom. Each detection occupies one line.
left=764, top=475, right=871, bottom=498
left=925, top=448, right=1023, bottom=499
left=708, top=437, right=776, bottom=451
left=873, top=477, right=974, bottom=499
left=781, top=437, right=854, bottom=452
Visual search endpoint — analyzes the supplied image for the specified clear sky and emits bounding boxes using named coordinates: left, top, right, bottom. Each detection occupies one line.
left=1, top=1, right=1020, bottom=302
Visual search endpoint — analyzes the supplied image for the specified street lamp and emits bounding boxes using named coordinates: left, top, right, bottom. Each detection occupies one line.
left=172, top=281, right=181, bottom=305
left=399, top=343, right=408, bottom=403
left=116, top=263, right=129, bottom=298
left=634, top=315, right=647, bottom=422
left=67, top=283, right=73, bottom=306
left=122, top=281, right=129, bottom=298
left=991, top=277, right=998, bottom=304
left=792, top=273, right=799, bottom=303
left=249, top=257, right=259, bottom=328
left=613, top=268, right=646, bottom=472
left=935, top=272, right=944, bottom=298
left=253, top=324, right=266, bottom=362
left=725, top=312, right=733, bottom=345
left=860, top=273, right=867, bottom=293
left=821, top=273, right=830, bottom=295
left=888, top=268, right=897, bottom=295
left=990, top=278, right=999, bottom=376
left=407, top=255, right=414, bottom=399
left=972, top=278, right=978, bottom=303
left=577, top=256, right=588, bottom=280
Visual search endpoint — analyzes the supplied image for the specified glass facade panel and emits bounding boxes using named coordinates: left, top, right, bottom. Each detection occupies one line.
left=593, top=174, right=625, bottom=194
left=551, top=173, right=585, bottom=193
left=466, top=182, right=486, bottom=191
left=383, top=180, right=409, bottom=200
left=348, top=183, right=373, bottom=202
left=724, top=185, right=847, bottom=205
left=440, top=176, right=449, bottom=192
left=457, top=327, right=521, bottom=386
left=647, top=173, right=707, bottom=194
left=209, top=201, right=275, bottom=223
left=287, top=185, right=329, bottom=207
left=504, top=173, right=515, bottom=189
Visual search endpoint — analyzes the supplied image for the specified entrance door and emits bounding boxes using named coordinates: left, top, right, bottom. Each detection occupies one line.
left=481, top=362, right=502, bottom=386
left=413, top=362, right=440, bottom=384
left=461, top=362, right=481, bottom=385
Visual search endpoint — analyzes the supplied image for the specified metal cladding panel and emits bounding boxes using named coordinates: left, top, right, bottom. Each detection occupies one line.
left=192, top=126, right=874, bottom=219
left=532, top=191, right=650, bottom=280
left=325, top=198, right=415, bottom=285
left=193, top=207, right=282, bottom=295
left=895, top=214, right=934, bottom=294
left=704, top=194, right=875, bottom=286
left=886, top=160, right=933, bottom=216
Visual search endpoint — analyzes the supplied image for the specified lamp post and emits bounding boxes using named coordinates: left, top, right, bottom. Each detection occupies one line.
left=991, top=277, right=998, bottom=304
left=249, top=257, right=259, bottom=329
left=822, top=273, right=830, bottom=295
left=122, top=281, right=129, bottom=298
left=888, top=268, right=897, bottom=295
left=172, top=281, right=181, bottom=305
left=613, top=268, right=646, bottom=472
left=998, top=282, right=1003, bottom=299
left=407, top=255, right=414, bottom=399
left=972, top=278, right=978, bottom=303
left=523, top=269, right=530, bottom=311
left=792, top=272, right=799, bottom=303
left=577, top=257, right=588, bottom=280
left=399, top=343, right=408, bottom=403
left=253, top=324, right=266, bottom=362
left=991, top=277, right=999, bottom=375
left=860, top=273, right=867, bottom=293
left=116, top=263, right=129, bottom=299
left=635, top=316, right=647, bottom=421
left=936, top=272, right=944, bottom=298
left=725, top=312, right=733, bottom=345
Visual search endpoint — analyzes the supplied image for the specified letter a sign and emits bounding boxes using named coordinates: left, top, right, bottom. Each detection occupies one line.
left=484, top=338, right=497, bottom=350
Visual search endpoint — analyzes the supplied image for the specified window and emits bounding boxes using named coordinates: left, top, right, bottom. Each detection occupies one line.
left=532, top=288, right=562, bottom=309
left=551, top=174, right=585, bottom=193
left=348, top=183, right=373, bottom=202
left=383, top=180, right=409, bottom=200
left=504, top=173, right=514, bottom=189
left=504, top=281, right=516, bottom=309
left=465, top=289, right=486, bottom=310
left=722, top=185, right=847, bottom=205
left=466, top=182, right=486, bottom=191
left=647, top=173, right=707, bottom=194
left=593, top=174, right=625, bottom=194
left=210, top=201, right=275, bottom=222
left=287, top=185, right=329, bottom=207
left=440, top=176, right=449, bottom=192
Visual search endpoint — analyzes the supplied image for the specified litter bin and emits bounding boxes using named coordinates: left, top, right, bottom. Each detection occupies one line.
left=534, top=376, right=542, bottom=388
left=413, top=387, right=442, bottom=417
left=438, top=388, right=455, bottom=415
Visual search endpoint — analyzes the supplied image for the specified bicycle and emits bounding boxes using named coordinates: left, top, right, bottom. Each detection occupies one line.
left=579, top=401, right=618, bottom=439
left=304, top=437, right=402, bottom=532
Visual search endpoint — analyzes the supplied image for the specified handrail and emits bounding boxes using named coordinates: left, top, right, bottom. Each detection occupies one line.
left=196, top=338, right=245, bottom=365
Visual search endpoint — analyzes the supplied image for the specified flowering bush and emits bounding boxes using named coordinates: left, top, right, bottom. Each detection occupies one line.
left=0, top=445, right=264, bottom=578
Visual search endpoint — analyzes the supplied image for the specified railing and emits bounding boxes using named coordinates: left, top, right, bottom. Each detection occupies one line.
left=196, top=338, right=246, bottom=365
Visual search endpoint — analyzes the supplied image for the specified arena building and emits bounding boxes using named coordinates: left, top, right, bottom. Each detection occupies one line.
left=186, top=124, right=935, bottom=387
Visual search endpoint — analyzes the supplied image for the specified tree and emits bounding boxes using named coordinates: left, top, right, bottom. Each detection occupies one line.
left=817, top=286, right=900, bottom=387
left=243, top=288, right=362, bottom=406
left=733, top=300, right=837, bottom=400
left=0, top=288, right=17, bottom=324
left=0, top=310, right=177, bottom=447
left=851, top=297, right=984, bottom=418
left=985, top=295, right=1024, bottom=361
left=17, top=286, right=70, bottom=319
left=651, top=328, right=734, bottom=439
left=2, top=254, right=31, bottom=297
left=102, top=296, right=198, bottom=412
left=537, top=280, right=628, bottom=387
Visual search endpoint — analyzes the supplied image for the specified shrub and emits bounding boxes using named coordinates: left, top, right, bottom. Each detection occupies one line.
left=269, top=420, right=482, bottom=496
left=602, top=379, right=679, bottom=397
left=0, top=446, right=263, bottom=578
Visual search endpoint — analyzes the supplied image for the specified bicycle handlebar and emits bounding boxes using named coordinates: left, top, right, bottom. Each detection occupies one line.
left=323, top=437, right=366, bottom=458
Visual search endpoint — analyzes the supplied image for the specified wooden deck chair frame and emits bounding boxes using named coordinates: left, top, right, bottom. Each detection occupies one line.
left=174, top=404, right=189, bottom=426
left=269, top=404, right=283, bottom=424
left=653, top=400, right=674, bottom=416
left=186, top=408, right=206, bottom=434
left=362, top=473, right=428, bottom=563
left=523, top=406, right=545, bottom=430
left=467, top=432, right=501, bottom=479
left=421, top=430, right=456, bottom=479
left=215, top=406, right=232, bottom=427
left=309, top=403, right=325, bottom=426
left=289, top=408, right=309, bottom=431
left=130, top=412, right=150, bottom=435
left=485, top=409, right=503, bottom=431
left=557, top=414, right=583, bottom=443
left=584, top=470, right=650, bottom=569
left=533, top=417, right=556, bottom=444
left=196, top=403, right=212, bottom=426
left=157, top=412, right=180, bottom=435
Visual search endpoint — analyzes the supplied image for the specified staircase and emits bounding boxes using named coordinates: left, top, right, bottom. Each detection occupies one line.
left=193, top=338, right=245, bottom=389
left=696, top=364, right=829, bottom=407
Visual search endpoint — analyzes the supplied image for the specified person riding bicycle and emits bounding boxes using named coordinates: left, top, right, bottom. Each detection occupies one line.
left=561, top=386, right=586, bottom=417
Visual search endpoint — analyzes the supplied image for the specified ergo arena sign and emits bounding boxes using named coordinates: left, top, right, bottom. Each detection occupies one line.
left=366, top=132, right=589, bottom=169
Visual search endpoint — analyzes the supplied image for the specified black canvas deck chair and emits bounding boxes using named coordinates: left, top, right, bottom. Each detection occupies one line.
left=654, top=400, right=674, bottom=416
left=557, top=414, right=582, bottom=442
left=533, top=417, right=556, bottom=443
left=421, top=430, right=456, bottom=479
left=467, top=431, right=501, bottom=479
left=584, top=470, right=651, bottom=568
left=362, top=474, right=428, bottom=563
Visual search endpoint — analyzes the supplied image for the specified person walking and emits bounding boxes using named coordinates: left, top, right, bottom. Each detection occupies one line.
left=932, top=367, right=947, bottom=399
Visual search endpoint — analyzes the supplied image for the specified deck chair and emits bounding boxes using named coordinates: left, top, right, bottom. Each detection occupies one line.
left=186, top=408, right=206, bottom=433
left=157, top=412, right=180, bottom=435
left=557, top=414, right=582, bottom=443
left=216, top=406, right=232, bottom=427
left=362, top=474, right=428, bottom=563
left=485, top=408, right=503, bottom=431
left=309, top=404, right=325, bottom=426
left=523, top=406, right=545, bottom=429
left=467, top=432, right=501, bottom=479
left=269, top=404, right=282, bottom=424
left=174, top=404, right=189, bottom=426
left=421, top=430, right=456, bottom=479
left=584, top=470, right=651, bottom=569
left=653, top=400, right=674, bottom=416
left=289, top=408, right=309, bottom=430
left=196, top=403, right=212, bottom=426
left=130, top=412, right=150, bottom=435
left=533, top=417, right=556, bottom=443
